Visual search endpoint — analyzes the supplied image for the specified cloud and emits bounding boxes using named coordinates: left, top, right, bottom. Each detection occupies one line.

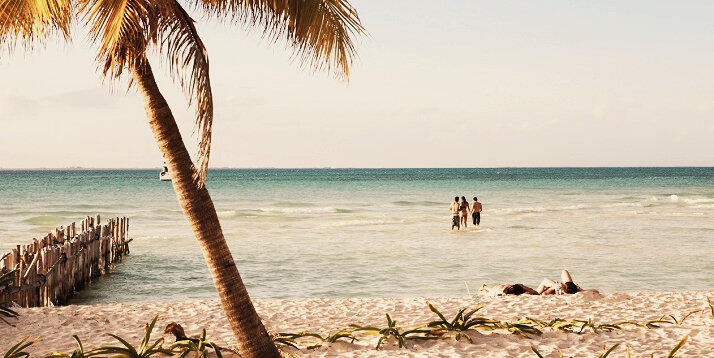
left=0, top=93, right=40, bottom=120
left=42, top=88, right=120, bottom=109
left=0, top=87, right=126, bottom=121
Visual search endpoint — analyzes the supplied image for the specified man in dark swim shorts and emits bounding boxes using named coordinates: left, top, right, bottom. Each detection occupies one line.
left=472, top=197, right=482, bottom=225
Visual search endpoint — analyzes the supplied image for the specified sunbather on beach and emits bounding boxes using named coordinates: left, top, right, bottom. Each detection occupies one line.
left=479, top=283, right=539, bottom=296
left=536, top=269, right=599, bottom=295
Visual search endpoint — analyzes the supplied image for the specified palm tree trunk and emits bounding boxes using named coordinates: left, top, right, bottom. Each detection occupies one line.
left=130, top=57, right=280, bottom=358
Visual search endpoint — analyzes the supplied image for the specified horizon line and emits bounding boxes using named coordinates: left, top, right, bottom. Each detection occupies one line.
left=1, top=165, right=713, bottom=170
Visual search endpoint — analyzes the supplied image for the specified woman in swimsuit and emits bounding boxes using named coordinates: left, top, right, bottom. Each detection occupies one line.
left=459, top=196, right=470, bottom=228
left=479, top=270, right=599, bottom=296
left=536, top=270, right=599, bottom=295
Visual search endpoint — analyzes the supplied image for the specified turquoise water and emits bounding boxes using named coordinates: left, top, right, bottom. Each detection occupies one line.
left=1, top=168, right=713, bottom=304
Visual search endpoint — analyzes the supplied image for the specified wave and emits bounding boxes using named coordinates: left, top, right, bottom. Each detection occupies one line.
left=258, top=207, right=355, bottom=214
left=22, top=215, right=66, bottom=226
left=682, top=198, right=714, bottom=205
left=272, top=202, right=316, bottom=208
left=508, top=225, right=537, bottom=229
left=217, top=210, right=236, bottom=218
left=150, top=208, right=182, bottom=214
left=46, top=203, right=139, bottom=209
left=491, top=207, right=547, bottom=214
left=691, top=204, right=714, bottom=209
left=670, top=212, right=705, bottom=217
left=326, top=219, right=403, bottom=227
left=392, top=200, right=444, bottom=207
left=9, top=210, right=90, bottom=217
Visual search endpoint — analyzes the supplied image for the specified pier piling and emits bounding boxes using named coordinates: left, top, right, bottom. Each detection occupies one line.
left=0, top=215, right=131, bottom=307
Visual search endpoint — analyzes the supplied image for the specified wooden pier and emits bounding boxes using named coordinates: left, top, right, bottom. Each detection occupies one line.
left=0, top=215, right=131, bottom=307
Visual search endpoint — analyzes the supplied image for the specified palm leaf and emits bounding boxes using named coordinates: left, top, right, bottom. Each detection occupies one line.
left=72, top=335, right=85, bottom=353
left=4, top=336, right=39, bottom=358
left=154, top=0, right=213, bottom=185
left=192, top=0, right=364, bottom=79
left=427, top=302, right=449, bottom=326
left=140, top=315, right=160, bottom=350
left=666, top=335, right=688, bottom=358
left=530, top=346, right=544, bottom=358
left=272, top=337, right=298, bottom=349
left=679, top=310, right=700, bottom=325
left=598, top=343, right=620, bottom=358
left=462, top=306, right=483, bottom=322
left=0, top=0, right=72, bottom=49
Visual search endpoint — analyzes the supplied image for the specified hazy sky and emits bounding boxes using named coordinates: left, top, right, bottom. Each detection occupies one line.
left=1, top=0, right=713, bottom=168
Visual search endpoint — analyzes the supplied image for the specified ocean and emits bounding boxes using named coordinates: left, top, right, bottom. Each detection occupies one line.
left=1, top=168, right=712, bottom=304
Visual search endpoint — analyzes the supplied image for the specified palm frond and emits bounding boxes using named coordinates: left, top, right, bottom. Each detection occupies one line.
left=0, top=0, right=72, bottom=49
left=193, top=0, right=365, bottom=79
left=156, top=0, right=213, bottom=185
left=79, top=0, right=154, bottom=79
left=80, top=0, right=214, bottom=186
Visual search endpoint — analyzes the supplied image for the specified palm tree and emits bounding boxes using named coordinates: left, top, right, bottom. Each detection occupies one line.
left=0, top=0, right=363, bottom=356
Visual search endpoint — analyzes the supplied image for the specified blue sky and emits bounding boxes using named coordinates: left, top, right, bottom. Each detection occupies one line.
left=1, top=0, right=713, bottom=168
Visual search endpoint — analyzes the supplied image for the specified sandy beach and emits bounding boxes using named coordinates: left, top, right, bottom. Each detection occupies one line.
left=3, top=291, right=713, bottom=357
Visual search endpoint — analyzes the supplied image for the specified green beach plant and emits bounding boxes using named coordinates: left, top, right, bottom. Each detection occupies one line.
left=531, top=337, right=689, bottom=358
left=274, top=331, right=357, bottom=350
left=425, top=302, right=495, bottom=342
left=0, top=269, right=19, bottom=325
left=660, top=310, right=701, bottom=325
left=94, top=315, right=173, bottom=358
left=169, top=328, right=222, bottom=358
left=271, top=334, right=300, bottom=349
left=48, top=335, right=100, bottom=358
left=425, top=302, right=544, bottom=339
left=3, top=336, right=38, bottom=358
left=597, top=343, right=620, bottom=358
left=350, top=313, right=409, bottom=350
left=530, top=345, right=544, bottom=358
left=500, top=321, right=543, bottom=337
left=667, top=335, right=688, bottom=358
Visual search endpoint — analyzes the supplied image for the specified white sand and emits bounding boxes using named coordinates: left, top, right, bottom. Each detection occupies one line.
left=2, top=291, right=713, bottom=357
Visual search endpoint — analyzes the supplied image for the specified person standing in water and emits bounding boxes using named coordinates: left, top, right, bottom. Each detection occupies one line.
left=472, top=197, right=482, bottom=225
left=459, top=196, right=470, bottom=228
left=450, top=196, right=461, bottom=230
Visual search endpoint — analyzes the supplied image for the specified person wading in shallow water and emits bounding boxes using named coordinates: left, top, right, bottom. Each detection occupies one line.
left=450, top=196, right=461, bottom=230
left=459, top=196, right=470, bottom=228
left=472, top=197, right=482, bottom=226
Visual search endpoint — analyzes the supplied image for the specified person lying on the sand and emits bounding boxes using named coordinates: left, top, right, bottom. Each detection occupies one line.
left=479, top=283, right=539, bottom=296
left=536, top=269, right=600, bottom=295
